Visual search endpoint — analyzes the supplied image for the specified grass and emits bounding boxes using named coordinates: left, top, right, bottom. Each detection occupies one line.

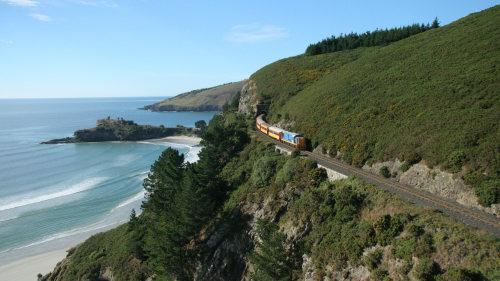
left=143, top=80, right=247, bottom=111
left=248, top=5, right=500, bottom=206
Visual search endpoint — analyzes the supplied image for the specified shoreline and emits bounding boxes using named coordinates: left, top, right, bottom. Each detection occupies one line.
left=1, top=136, right=202, bottom=280
left=0, top=249, right=68, bottom=281
left=40, top=134, right=202, bottom=145
left=142, top=135, right=202, bottom=145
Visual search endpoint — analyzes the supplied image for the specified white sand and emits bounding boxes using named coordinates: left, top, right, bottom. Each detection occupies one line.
left=145, top=135, right=202, bottom=145
left=0, top=249, right=68, bottom=281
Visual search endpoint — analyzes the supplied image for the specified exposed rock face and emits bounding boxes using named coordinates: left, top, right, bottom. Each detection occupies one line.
left=362, top=159, right=500, bottom=217
left=311, top=145, right=499, bottom=218
left=318, top=164, right=348, bottom=181
left=238, top=80, right=258, bottom=115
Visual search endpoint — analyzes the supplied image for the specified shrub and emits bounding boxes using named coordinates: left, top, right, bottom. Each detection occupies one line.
left=276, top=158, right=299, bottom=184
left=441, top=267, right=484, bottom=281
left=379, top=166, right=391, bottom=178
left=321, top=145, right=327, bottom=154
left=308, top=168, right=328, bottom=187
left=328, top=146, right=336, bottom=158
left=413, top=257, right=440, bottom=281
left=444, top=150, right=468, bottom=173
left=406, top=152, right=422, bottom=165
left=400, top=162, right=411, bottom=172
left=475, top=179, right=500, bottom=206
left=312, top=140, right=319, bottom=150
left=370, top=268, right=389, bottom=281
left=365, top=249, right=384, bottom=270
left=291, top=148, right=301, bottom=158
left=251, top=156, right=278, bottom=188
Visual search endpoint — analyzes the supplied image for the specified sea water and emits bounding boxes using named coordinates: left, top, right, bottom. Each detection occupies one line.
left=0, top=97, right=218, bottom=265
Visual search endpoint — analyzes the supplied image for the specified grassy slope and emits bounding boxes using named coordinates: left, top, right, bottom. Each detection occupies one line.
left=145, top=80, right=247, bottom=111
left=251, top=5, right=500, bottom=203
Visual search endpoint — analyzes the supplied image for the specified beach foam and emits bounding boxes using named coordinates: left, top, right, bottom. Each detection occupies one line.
left=112, top=189, right=146, bottom=211
left=0, top=177, right=108, bottom=212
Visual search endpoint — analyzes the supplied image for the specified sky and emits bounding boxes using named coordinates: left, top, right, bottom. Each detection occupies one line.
left=1, top=0, right=498, bottom=98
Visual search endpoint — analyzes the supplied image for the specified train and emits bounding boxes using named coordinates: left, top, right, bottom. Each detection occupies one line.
left=256, top=114, right=306, bottom=150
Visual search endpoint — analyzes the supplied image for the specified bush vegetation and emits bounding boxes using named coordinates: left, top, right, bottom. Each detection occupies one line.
left=250, top=5, right=500, bottom=206
left=59, top=110, right=500, bottom=280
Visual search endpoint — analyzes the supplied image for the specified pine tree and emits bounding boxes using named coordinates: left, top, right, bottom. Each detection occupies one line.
left=142, top=147, right=185, bottom=215
left=249, top=219, right=297, bottom=280
left=432, top=17, right=440, bottom=28
left=231, top=91, right=241, bottom=111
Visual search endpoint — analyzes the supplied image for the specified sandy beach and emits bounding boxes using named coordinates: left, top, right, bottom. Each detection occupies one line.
left=146, top=135, right=202, bottom=145
left=0, top=135, right=202, bottom=281
left=0, top=249, right=68, bottom=281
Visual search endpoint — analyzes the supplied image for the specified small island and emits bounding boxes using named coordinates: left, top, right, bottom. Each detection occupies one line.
left=41, top=118, right=195, bottom=144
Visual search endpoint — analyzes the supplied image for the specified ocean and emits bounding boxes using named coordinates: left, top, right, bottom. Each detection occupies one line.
left=0, top=97, right=218, bottom=265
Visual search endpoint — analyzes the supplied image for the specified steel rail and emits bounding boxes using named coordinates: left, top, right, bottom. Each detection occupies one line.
left=256, top=128, right=500, bottom=231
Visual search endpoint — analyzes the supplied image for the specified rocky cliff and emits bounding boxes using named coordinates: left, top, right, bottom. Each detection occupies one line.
left=237, top=80, right=259, bottom=116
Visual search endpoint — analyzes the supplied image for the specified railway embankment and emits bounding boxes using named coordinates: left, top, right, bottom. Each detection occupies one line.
left=260, top=129, right=500, bottom=238
left=312, top=145, right=500, bottom=218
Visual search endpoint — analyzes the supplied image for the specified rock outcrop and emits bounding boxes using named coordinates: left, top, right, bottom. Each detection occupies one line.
left=238, top=80, right=258, bottom=116
left=41, top=119, right=189, bottom=144
left=362, top=159, right=500, bottom=218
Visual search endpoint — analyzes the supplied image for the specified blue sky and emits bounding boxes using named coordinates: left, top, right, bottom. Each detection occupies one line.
left=1, top=0, right=498, bottom=98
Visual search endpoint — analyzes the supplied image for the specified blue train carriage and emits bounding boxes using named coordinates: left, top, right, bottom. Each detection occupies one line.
left=282, top=130, right=306, bottom=150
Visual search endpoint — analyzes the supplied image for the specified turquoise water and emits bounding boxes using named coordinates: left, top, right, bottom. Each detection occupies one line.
left=0, top=97, right=218, bottom=265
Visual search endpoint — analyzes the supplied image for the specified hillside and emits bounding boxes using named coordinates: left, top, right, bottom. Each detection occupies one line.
left=42, top=116, right=500, bottom=280
left=142, top=80, right=248, bottom=112
left=39, top=5, right=500, bottom=281
left=241, top=5, right=500, bottom=207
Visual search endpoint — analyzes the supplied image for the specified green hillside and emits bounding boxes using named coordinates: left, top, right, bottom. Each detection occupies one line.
left=250, top=5, right=500, bottom=206
left=143, top=80, right=247, bottom=111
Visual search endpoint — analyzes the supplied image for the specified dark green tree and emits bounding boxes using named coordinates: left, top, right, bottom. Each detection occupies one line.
left=194, top=120, right=207, bottom=129
left=221, top=101, right=231, bottom=113
left=142, top=147, right=185, bottom=215
left=432, top=17, right=440, bottom=28
left=231, top=91, right=241, bottom=111
left=194, top=120, right=207, bottom=134
left=249, top=219, right=298, bottom=280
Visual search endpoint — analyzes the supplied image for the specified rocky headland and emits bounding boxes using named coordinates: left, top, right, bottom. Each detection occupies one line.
left=41, top=118, right=192, bottom=144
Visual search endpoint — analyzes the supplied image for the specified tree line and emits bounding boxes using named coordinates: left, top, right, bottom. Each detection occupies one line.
left=306, top=17, right=440, bottom=56
left=127, top=94, right=250, bottom=280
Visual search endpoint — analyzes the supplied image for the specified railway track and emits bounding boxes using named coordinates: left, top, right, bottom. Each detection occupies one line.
left=256, top=128, right=500, bottom=238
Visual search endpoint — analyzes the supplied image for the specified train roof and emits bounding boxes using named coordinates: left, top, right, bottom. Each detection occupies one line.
left=282, top=130, right=304, bottom=137
left=269, top=126, right=284, bottom=133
